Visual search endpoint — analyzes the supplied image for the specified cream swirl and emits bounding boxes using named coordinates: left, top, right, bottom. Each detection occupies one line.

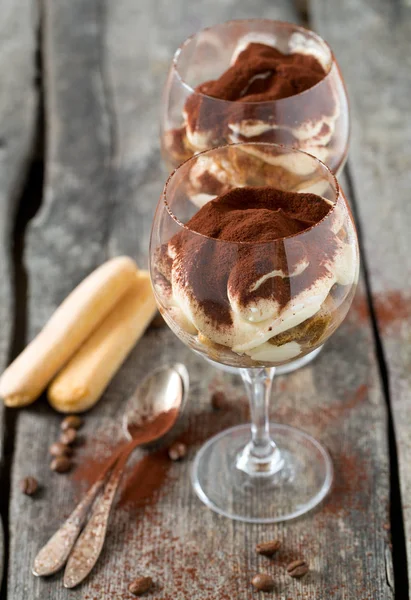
left=154, top=186, right=358, bottom=363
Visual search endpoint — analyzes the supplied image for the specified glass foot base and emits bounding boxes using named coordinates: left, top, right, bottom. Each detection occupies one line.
left=191, top=423, right=333, bottom=523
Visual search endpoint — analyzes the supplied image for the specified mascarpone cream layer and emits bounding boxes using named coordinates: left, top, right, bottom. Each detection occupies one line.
left=155, top=195, right=358, bottom=363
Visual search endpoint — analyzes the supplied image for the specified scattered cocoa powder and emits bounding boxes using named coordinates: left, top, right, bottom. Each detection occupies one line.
left=71, top=411, right=180, bottom=516
left=349, top=290, right=411, bottom=335
left=374, top=290, right=411, bottom=334
left=72, top=438, right=128, bottom=491
left=349, top=291, right=369, bottom=325
left=119, top=449, right=174, bottom=513
left=70, top=375, right=380, bottom=599
left=70, top=400, right=272, bottom=600
left=321, top=451, right=369, bottom=517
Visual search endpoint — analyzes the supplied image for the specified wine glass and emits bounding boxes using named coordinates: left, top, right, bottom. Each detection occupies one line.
left=161, top=19, right=349, bottom=175
left=160, top=18, right=350, bottom=374
left=150, top=143, right=359, bottom=523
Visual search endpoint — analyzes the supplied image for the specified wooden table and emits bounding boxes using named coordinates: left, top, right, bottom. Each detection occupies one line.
left=0, top=0, right=409, bottom=598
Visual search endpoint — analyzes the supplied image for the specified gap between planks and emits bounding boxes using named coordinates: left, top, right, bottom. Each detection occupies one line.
left=0, top=54, right=45, bottom=600
left=0, top=154, right=45, bottom=600
left=343, top=164, right=407, bottom=598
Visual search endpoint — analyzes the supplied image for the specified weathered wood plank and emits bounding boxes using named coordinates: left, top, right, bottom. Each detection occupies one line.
left=0, top=0, right=38, bottom=588
left=311, top=0, right=411, bottom=589
left=7, top=1, right=393, bottom=600
left=6, top=0, right=113, bottom=597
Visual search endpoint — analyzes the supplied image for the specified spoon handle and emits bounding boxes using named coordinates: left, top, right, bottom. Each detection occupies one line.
left=63, top=440, right=139, bottom=589
left=32, top=478, right=105, bottom=577
left=32, top=442, right=130, bottom=577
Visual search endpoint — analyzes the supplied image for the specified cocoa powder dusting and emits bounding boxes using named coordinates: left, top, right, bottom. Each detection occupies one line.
left=185, top=43, right=334, bottom=138
left=72, top=412, right=180, bottom=516
left=119, top=449, right=173, bottom=512
left=374, top=290, right=411, bottom=333
left=167, top=185, right=335, bottom=327
left=200, top=44, right=325, bottom=102
left=72, top=439, right=128, bottom=490
left=348, top=291, right=369, bottom=325
left=322, top=451, right=369, bottom=517
left=75, top=377, right=377, bottom=599
left=127, top=408, right=179, bottom=444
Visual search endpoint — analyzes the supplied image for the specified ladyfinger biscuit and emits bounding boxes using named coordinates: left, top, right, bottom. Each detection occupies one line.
left=48, top=270, right=157, bottom=413
left=0, top=256, right=139, bottom=407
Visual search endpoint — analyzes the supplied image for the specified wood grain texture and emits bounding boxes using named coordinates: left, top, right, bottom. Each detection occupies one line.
left=311, top=0, right=411, bottom=588
left=6, top=1, right=393, bottom=599
left=0, top=0, right=39, bottom=586
left=7, top=0, right=113, bottom=597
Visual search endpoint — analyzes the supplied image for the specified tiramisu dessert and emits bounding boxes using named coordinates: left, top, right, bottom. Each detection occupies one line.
left=162, top=28, right=348, bottom=175
left=153, top=185, right=358, bottom=367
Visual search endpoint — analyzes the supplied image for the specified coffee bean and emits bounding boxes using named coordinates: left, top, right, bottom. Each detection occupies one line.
left=211, top=390, right=227, bottom=410
left=60, top=428, right=77, bottom=445
left=168, top=442, right=187, bottom=461
left=50, top=456, right=72, bottom=473
left=286, top=559, right=309, bottom=578
left=61, top=415, right=83, bottom=431
left=251, top=573, right=275, bottom=592
left=49, top=442, right=72, bottom=457
left=128, top=576, right=153, bottom=596
left=20, top=476, right=38, bottom=496
left=255, top=539, right=281, bottom=557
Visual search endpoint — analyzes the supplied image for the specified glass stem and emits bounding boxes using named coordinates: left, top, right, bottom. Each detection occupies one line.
left=236, top=367, right=283, bottom=476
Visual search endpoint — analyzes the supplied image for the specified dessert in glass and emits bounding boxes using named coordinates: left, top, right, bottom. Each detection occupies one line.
left=161, top=19, right=350, bottom=374
left=150, top=143, right=359, bottom=522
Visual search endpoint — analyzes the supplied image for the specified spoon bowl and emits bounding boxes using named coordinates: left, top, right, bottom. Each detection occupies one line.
left=123, top=363, right=189, bottom=445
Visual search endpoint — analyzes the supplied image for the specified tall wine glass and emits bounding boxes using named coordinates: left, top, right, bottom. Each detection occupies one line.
left=150, top=143, right=359, bottom=522
left=161, top=19, right=349, bottom=174
left=160, top=18, right=350, bottom=374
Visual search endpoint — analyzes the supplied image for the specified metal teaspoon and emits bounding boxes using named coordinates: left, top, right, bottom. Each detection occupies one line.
left=32, top=364, right=188, bottom=581
left=63, top=363, right=188, bottom=588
